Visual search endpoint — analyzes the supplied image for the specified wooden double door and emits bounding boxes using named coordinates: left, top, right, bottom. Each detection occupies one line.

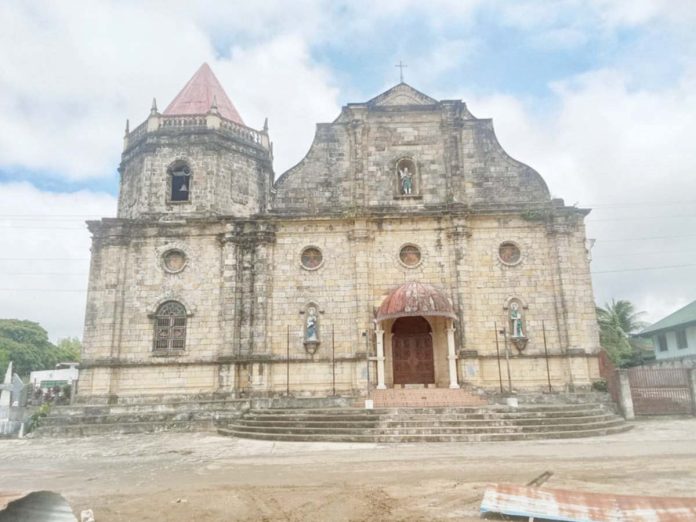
left=391, top=316, right=434, bottom=385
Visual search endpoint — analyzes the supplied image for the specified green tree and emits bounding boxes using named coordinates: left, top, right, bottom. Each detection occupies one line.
left=596, top=299, right=650, bottom=367
left=0, top=320, right=80, bottom=378
left=55, top=337, right=82, bottom=363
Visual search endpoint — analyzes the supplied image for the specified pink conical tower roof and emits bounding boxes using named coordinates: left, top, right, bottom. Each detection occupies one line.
left=163, top=63, right=244, bottom=125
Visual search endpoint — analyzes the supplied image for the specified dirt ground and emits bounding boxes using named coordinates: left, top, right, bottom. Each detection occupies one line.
left=1, top=418, right=695, bottom=521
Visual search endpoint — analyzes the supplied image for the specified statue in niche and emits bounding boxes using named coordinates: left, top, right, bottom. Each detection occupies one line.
left=510, top=302, right=524, bottom=338
left=305, top=306, right=319, bottom=342
left=399, top=165, right=414, bottom=195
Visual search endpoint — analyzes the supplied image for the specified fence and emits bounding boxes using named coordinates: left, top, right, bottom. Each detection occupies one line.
left=599, top=350, right=695, bottom=416
left=628, top=367, right=694, bottom=415
left=598, top=350, right=620, bottom=404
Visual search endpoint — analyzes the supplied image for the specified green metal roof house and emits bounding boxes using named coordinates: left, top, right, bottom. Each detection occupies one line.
left=639, top=300, right=696, bottom=362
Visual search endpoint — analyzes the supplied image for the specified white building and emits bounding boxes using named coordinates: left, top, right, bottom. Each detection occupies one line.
left=639, top=300, right=696, bottom=362
left=30, top=363, right=79, bottom=390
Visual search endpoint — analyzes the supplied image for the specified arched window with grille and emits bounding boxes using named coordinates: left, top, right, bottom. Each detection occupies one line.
left=153, top=301, right=187, bottom=352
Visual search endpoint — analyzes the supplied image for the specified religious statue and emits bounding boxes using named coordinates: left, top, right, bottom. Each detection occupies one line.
left=510, top=302, right=524, bottom=338
left=305, top=306, right=319, bottom=342
left=399, top=166, right=413, bottom=195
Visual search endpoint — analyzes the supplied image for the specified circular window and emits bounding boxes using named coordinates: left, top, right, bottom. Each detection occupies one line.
left=498, top=242, right=521, bottom=265
left=162, top=249, right=187, bottom=273
left=300, top=247, right=323, bottom=270
left=399, top=244, right=422, bottom=267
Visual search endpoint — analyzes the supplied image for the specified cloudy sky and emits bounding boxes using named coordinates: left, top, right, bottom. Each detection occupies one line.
left=1, top=0, right=695, bottom=341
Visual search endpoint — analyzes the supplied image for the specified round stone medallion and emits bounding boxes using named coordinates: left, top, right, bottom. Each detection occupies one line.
left=300, top=247, right=323, bottom=270
left=498, top=242, right=521, bottom=265
left=162, top=249, right=187, bottom=273
left=399, top=244, right=422, bottom=268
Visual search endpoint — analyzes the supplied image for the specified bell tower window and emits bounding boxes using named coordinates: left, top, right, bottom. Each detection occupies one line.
left=167, top=161, right=191, bottom=203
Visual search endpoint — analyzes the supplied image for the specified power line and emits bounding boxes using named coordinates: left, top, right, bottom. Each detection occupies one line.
left=0, top=226, right=87, bottom=230
left=0, top=214, right=105, bottom=218
left=0, top=258, right=89, bottom=261
left=597, top=234, right=696, bottom=242
left=592, top=263, right=696, bottom=274
left=3, top=273, right=87, bottom=276
left=585, top=200, right=696, bottom=208
left=592, top=248, right=696, bottom=258
left=587, top=215, right=696, bottom=222
left=0, top=286, right=87, bottom=293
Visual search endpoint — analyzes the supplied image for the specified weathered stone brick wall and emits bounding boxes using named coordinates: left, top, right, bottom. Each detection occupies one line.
left=272, top=124, right=353, bottom=213
left=273, top=89, right=550, bottom=214
left=118, top=130, right=271, bottom=219
left=80, top=219, right=228, bottom=397
left=79, top=82, right=602, bottom=400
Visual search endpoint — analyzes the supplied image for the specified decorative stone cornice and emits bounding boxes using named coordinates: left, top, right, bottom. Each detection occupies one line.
left=123, top=113, right=270, bottom=154
left=220, top=221, right=276, bottom=246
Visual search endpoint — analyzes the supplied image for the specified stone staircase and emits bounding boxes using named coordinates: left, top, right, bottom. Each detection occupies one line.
left=31, top=399, right=245, bottom=438
left=217, top=403, right=632, bottom=443
left=30, top=396, right=356, bottom=438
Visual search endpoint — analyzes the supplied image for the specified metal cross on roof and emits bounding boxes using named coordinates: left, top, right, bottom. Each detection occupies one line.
left=395, top=60, right=407, bottom=82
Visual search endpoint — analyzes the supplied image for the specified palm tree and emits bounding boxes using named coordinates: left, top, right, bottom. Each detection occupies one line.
left=596, top=299, right=648, bottom=366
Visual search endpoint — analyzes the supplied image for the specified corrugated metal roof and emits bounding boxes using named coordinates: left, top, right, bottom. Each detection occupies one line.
left=640, top=299, right=696, bottom=335
left=481, top=483, right=696, bottom=522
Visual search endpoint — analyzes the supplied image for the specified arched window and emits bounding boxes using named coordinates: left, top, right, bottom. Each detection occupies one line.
left=167, top=161, right=191, bottom=203
left=153, top=301, right=187, bottom=352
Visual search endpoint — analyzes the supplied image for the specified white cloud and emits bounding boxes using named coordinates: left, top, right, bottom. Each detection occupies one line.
left=0, top=183, right=117, bottom=341
left=0, top=1, right=214, bottom=180
left=213, top=35, right=340, bottom=174
left=0, top=1, right=340, bottom=180
left=466, top=65, right=696, bottom=322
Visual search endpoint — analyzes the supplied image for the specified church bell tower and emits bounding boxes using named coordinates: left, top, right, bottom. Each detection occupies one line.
left=117, top=63, right=273, bottom=219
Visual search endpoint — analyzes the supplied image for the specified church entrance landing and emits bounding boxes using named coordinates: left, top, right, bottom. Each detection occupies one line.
left=392, top=316, right=434, bottom=385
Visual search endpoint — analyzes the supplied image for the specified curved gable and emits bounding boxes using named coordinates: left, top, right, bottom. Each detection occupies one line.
left=272, top=85, right=552, bottom=215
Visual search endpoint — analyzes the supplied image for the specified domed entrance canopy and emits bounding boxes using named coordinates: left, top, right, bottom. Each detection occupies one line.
left=376, top=282, right=456, bottom=322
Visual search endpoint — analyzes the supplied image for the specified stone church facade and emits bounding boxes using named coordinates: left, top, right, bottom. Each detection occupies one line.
left=77, top=64, right=601, bottom=402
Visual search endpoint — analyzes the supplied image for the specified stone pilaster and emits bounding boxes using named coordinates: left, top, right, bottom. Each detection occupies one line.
left=232, top=221, right=276, bottom=357
left=80, top=221, right=131, bottom=398
left=446, top=322, right=459, bottom=388
left=375, top=325, right=386, bottom=389
left=447, top=218, right=471, bottom=351
left=219, top=223, right=240, bottom=358
left=251, top=222, right=276, bottom=355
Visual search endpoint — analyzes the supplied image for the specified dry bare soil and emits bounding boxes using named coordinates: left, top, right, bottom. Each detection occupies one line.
left=1, top=418, right=695, bottom=521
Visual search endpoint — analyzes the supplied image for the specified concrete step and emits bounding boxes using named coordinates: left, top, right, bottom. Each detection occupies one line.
left=251, top=404, right=606, bottom=415
left=40, top=411, right=241, bottom=427
left=378, top=414, right=619, bottom=427
left=49, top=399, right=248, bottom=417
left=228, top=418, right=625, bottom=436
left=218, top=423, right=633, bottom=443
left=34, top=419, right=214, bottom=438
left=229, top=419, right=382, bottom=429
left=230, top=413, right=618, bottom=429
left=239, top=410, right=609, bottom=424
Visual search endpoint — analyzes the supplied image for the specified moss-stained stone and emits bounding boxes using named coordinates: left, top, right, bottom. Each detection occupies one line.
left=79, top=81, right=600, bottom=401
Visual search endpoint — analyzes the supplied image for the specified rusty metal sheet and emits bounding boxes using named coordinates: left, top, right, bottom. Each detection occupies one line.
left=480, top=483, right=696, bottom=522
left=376, top=281, right=456, bottom=322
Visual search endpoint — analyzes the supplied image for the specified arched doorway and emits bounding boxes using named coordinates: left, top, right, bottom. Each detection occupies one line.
left=391, top=316, right=434, bottom=385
